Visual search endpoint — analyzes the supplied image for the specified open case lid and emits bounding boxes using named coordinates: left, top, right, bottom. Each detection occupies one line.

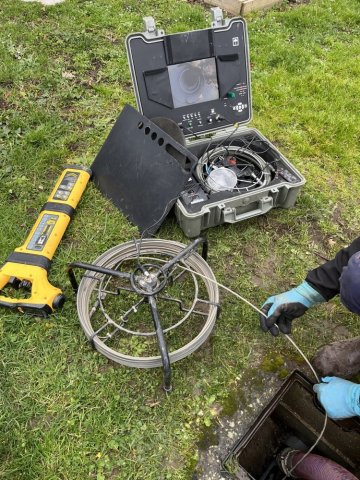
left=126, top=8, right=252, bottom=137
left=91, top=104, right=198, bottom=235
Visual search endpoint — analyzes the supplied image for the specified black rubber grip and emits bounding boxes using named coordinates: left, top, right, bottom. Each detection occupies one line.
left=41, top=202, right=75, bottom=218
left=6, top=252, right=52, bottom=271
left=0, top=299, right=52, bottom=317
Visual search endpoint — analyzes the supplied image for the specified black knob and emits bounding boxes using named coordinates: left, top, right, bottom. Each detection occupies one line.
left=52, top=294, right=66, bottom=310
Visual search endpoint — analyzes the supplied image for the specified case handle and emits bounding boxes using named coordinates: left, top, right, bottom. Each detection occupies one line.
left=222, top=197, right=273, bottom=223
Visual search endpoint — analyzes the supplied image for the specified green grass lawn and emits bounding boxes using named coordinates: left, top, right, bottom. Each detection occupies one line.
left=0, top=0, right=359, bottom=478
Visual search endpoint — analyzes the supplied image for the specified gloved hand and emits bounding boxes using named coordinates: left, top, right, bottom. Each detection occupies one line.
left=259, top=281, right=325, bottom=336
left=313, top=376, right=360, bottom=419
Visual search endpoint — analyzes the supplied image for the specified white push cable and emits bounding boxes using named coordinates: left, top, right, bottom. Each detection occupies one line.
left=177, top=264, right=328, bottom=479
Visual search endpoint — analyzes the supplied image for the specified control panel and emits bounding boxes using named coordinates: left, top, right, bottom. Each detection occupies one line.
left=178, top=80, right=250, bottom=133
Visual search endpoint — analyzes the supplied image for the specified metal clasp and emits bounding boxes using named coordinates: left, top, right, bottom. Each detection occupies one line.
left=143, top=16, right=165, bottom=38
left=211, top=7, right=225, bottom=27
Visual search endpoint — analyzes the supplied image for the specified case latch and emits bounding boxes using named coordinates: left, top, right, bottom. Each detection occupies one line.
left=211, top=7, right=228, bottom=27
left=143, top=16, right=165, bottom=38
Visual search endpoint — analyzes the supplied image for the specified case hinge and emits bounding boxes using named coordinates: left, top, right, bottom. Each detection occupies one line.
left=143, top=16, right=165, bottom=39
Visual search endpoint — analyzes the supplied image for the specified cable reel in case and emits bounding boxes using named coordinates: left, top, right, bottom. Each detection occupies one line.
left=196, top=145, right=273, bottom=194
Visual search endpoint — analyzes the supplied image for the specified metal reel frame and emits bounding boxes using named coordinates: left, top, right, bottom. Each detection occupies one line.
left=68, top=237, right=220, bottom=392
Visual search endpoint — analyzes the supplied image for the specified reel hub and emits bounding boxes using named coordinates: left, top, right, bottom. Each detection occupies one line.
left=130, top=264, right=167, bottom=295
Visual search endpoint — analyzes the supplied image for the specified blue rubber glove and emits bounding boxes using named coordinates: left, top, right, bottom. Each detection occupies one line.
left=260, top=281, right=325, bottom=336
left=313, top=376, right=360, bottom=420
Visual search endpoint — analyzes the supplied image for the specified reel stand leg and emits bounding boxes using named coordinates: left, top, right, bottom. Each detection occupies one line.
left=148, top=295, right=172, bottom=392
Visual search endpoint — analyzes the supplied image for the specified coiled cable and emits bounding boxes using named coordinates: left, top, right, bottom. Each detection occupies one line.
left=196, top=146, right=272, bottom=193
left=76, top=239, right=219, bottom=369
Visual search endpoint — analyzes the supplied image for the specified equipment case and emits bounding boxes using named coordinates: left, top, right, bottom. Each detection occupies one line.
left=126, top=8, right=305, bottom=237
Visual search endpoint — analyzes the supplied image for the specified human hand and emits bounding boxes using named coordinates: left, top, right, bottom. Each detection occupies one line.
left=259, top=281, right=325, bottom=336
left=313, top=376, right=360, bottom=420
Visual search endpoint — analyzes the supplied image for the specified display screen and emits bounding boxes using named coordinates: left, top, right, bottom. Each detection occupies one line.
left=168, top=58, right=219, bottom=108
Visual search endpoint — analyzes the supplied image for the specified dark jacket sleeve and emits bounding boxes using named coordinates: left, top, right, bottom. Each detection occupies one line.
left=306, top=237, right=360, bottom=301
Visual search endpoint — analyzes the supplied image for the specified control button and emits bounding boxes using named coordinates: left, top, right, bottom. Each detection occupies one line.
left=207, top=117, right=213, bottom=124
left=188, top=121, right=193, bottom=127
left=226, top=92, right=236, bottom=99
